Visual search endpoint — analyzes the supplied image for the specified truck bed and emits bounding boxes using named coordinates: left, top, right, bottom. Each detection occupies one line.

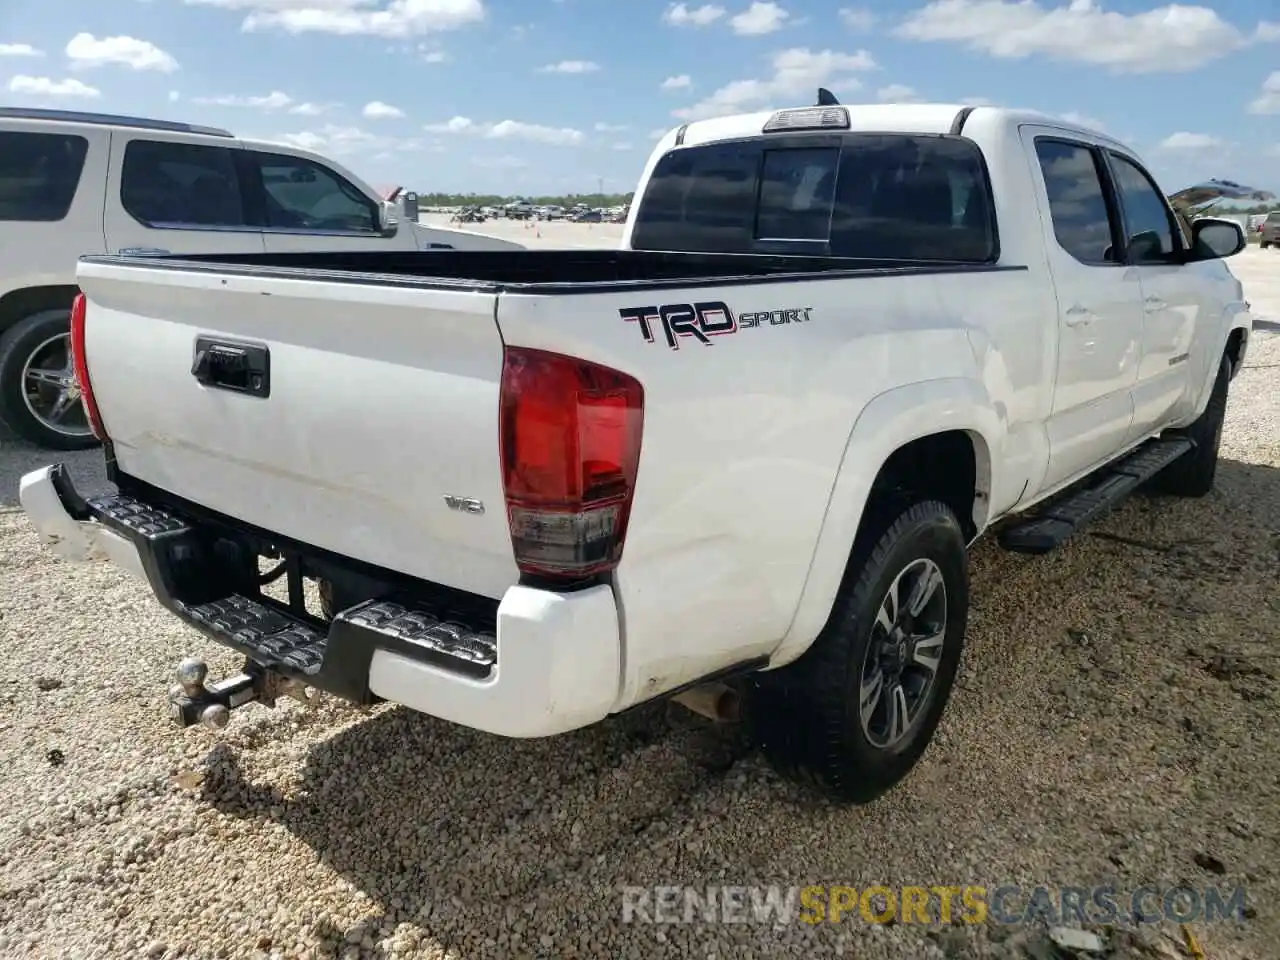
left=81, top=248, right=1015, bottom=293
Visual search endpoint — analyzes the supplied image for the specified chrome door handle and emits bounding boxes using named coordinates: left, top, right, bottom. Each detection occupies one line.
left=1144, top=296, right=1167, bottom=311
left=1064, top=305, right=1095, bottom=327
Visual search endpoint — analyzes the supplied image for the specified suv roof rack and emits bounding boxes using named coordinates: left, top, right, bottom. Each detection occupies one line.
left=0, top=107, right=233, bottom=138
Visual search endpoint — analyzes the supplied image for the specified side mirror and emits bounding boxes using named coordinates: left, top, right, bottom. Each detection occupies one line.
left=375, top=199, right=400, bottom=238
left=1187, top=217, right=1245, bottom=261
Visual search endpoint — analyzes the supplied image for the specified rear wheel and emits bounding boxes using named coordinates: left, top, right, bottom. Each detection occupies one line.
left=1262, top=241, right=1272, bottom=249
left=750, top=499, right=969, bottom=804
left=0, top=308, right=99, bottom=450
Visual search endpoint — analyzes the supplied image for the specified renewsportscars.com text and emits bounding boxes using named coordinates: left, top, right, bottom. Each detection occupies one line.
left=620, top=884, right=1248, bottom=926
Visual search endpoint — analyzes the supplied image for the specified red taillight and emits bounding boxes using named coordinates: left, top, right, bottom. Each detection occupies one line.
left=69, top=292, right=107, bottom=440
left=499, top=346, right=644, bottom=581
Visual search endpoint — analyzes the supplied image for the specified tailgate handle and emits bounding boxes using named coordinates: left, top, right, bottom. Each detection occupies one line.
left=191, top=337, right=270, bottom=398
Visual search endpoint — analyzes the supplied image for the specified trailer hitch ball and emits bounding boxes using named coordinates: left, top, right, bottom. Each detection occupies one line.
left=176, top=657, right=209, bottom=698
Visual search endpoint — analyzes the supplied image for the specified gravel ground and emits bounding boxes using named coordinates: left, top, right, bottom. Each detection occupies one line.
left=0, top=245, right=1277, bottom=960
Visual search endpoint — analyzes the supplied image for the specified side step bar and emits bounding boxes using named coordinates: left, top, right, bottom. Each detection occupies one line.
left=998, top=437, right=1193, bottom=555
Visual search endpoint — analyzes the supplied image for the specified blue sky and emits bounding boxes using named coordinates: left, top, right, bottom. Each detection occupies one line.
left=3, top=0, right=1280, bottom=197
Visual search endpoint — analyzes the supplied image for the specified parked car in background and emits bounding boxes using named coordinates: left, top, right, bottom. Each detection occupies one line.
left=0, top=107, right=523, bottom=450
left=1258, top=212, right=1280, bottom=248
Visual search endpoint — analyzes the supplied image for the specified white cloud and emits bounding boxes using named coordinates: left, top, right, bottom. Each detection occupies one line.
left=269, top=123, right=416, bottom=155
left=612, top=142, right=634, bottom=151
left=423, top=116, right=584, bottom=145
left=594, top=122, right=628, bottom=132
left=876, top=83, right=920, bottom=102
left=538, top=59, right=599, bottom=73
left=363, top=100, right=405, bottom=118
left=1058, top=110, right=1106, bottom=130
left=1158, top=132, right=1225, bottom=151
left=421, top=50, right=447, bottom=62
left=895, top=0, right=1277, bottom=74
left=194, top=90, right=293, bottom=109
left=662, top=2, right=725, bottom=26
left=185, top=0, right=485, bottom=39
left=65, top=33, right=178, bottom=72
left=649, top=127, right=671, bottom=139
left=730, top=1, right=789, bottom=35
left=8, top=75, right=100, bottom=98
left=838, top=7, right=875, bottom=31
left=0, top=43, right=43, bottom=57
left=1248, top=71, right=1280, bottom=114
left=168, top=90, right=180, bottom=102
left=193, top=91, right=337, bottom=116
left=674, top=47, right=877, bottom=121
left=661, top=74, right=692, bottom=90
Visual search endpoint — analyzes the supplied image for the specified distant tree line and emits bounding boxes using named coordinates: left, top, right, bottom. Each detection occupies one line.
left=414, top=191, right=635, bottom=208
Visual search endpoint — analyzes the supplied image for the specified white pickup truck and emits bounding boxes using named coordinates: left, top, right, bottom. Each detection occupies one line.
left=19, top=100, right=1252, bottom=804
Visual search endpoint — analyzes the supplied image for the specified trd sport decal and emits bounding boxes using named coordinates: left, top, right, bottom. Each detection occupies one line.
left=618, top=301, right=813, bottom=349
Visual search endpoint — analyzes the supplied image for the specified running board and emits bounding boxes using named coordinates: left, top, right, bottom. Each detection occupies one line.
left=997, top=437, right=1193, bottom=555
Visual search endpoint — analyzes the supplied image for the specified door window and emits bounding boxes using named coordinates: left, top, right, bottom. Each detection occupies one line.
left=247, top=152, right=377, bottom=234
left=1033, top=139, right=1117, bottom=266
left=0, top=131, right=89, bottom=222
left=121, top=139, right=248, bottom=228
left=1108, top=153, right=1178, bottom=264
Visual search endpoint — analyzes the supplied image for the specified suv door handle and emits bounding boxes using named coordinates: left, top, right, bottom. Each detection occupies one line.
left=1064, top=305, right=1095, bottom=327
left=1144, top=296, right=1167, bottom=311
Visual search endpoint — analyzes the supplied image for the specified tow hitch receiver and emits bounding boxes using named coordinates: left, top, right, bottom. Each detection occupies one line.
left=167, top=657, right=319, bottom=729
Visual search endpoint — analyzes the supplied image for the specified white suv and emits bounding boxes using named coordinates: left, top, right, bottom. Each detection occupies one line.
left=0, top=107, right=523, bottom=449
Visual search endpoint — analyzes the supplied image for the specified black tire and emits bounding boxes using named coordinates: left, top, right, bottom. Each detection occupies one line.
left=1153, top=355, right=1229, bottom=498
left=749, top=499, right=969, bottom=805
left=1261, top=241, right=1271, bottom=249
left=0, top=308, right=100, bottom=451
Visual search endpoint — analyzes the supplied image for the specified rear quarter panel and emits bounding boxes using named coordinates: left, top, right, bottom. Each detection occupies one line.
left=495, top=269, right=1036, bottom=708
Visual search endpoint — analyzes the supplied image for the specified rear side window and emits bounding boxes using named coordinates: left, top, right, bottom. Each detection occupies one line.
left=632, top=134, right=996, bottom=261
left=121, top=139, right=248, bottom=228
left=0, top=131, right=89, bottom=222
left=1033, top=140, right=1116, bottom=265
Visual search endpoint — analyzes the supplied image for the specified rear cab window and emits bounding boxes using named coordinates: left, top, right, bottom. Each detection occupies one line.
left=0, top=130, right=89, bottom=222
left=631, top=133, right=998, bottom=261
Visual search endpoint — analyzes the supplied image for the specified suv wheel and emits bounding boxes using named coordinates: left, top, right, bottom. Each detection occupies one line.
left=0, top=308, right=100, bottom=450
left=749, top=499, right=969, bottom=804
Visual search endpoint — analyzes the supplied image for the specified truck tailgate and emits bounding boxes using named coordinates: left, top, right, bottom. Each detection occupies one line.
left=75, top=259, right=518, bottom=600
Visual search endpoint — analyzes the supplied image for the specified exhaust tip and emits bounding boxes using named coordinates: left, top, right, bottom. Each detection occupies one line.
left=672, top=682, right=742, bottom=723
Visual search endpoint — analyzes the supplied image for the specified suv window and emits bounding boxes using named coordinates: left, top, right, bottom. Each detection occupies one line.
left=631, top=134, right=996, bottom=260
left=0, top=131, right=89, bottom=222
left=247, top=151, right=377, bottom=233
left=1034, top=139, right=1116, bottom=265
left=121, top=140, right=247, bottom=228
left=1108, top=153, right=1178, bottom=264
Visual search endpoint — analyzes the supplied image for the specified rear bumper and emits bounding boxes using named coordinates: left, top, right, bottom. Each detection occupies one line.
left=18, top=464, right=622, bottom=738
